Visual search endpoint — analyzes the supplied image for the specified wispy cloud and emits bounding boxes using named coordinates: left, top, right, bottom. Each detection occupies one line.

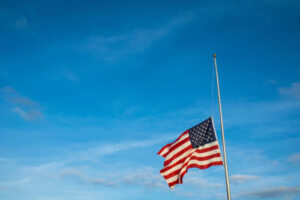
left=279, top=82, right=300, bottom=101
left=82, top=12, right=195, bottom=61
left=13, top=17, right=27, bottom=29
left=4, top=135, right=177, bottom=193
left=0, top=176, right=32, bottom=188
left=1, top=86, right=36, bottom=107
left=217, top=99, right=300, bottom=137
left=264, top=79, right=277, bottom=85
left=230, top=174, right=259, bottom=184
left=59, top=168, right=85, bottom=178
left=181, top=172, right=223, bottom=189
left=62, top=69, right=79, bottom=82
left=240, top=186, right=300, bottom=199
left=30, top=160, right=68, bottom=173
left=1, top=86, right=44, bottom=121
left=173, top=191, right=195, bottom=197
left=0, top=68, right=7, bottom=77
left=23, top=134, right=174, bottom=176
left=77, top=135, right=174, bottom=161
left=12, top=107, right=43, bottom=121
left=287, top=153, right=300, bottom=164
left=57, top=166, right=164, bottom=189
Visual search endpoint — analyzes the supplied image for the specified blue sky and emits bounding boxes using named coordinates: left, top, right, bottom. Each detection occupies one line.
left=0, top=0, right=300, bottom=199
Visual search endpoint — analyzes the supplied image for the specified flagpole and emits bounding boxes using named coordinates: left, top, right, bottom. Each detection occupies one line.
left=213, top=54, right=231, bottom=200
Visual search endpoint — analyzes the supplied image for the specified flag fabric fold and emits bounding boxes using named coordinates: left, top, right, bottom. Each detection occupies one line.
left=157, top=117, right=223, bottom=188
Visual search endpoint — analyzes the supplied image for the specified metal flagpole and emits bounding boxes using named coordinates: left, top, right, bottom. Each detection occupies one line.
left=213, top=54, right=231, bottom=200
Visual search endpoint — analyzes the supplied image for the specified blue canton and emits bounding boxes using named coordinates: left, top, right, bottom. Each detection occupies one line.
left=189, top=117, right=217, bottom=148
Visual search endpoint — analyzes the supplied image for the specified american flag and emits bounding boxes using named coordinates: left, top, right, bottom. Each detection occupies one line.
left=157, top=117, right=223, bottom=188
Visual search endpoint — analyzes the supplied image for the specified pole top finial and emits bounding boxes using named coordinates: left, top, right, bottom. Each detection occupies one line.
left=213, top=54, right=216, bottom=58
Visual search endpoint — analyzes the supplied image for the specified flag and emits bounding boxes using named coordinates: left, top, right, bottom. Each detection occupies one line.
left=157, top=117, right=223, bottom=188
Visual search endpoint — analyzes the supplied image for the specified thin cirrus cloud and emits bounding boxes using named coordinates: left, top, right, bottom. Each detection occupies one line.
left=230, top=174, right=259, bottom=184
left=13, top=17, right=27, bottom=29
left=9, top=137, right=173, bottom=190
left=264, top=79, right=278, bottom=85
left=240, top=186, right=300, bottom=199
left=62, top=69, right=79, bottom=83
left=1, top=86, right=44, bottom=121
left=25, top=134, right=175, bottom=174
left=57, top=166, right=165, bottom=189
left=287, top=153, right=300, bottom=164
left=279, top=82, right=300, bottom=101
left=12, top=107, right=43, bottom=121
left=1, top=86, right=36, bottom=107
left=78, top=136, right=174, bottom=159
left=82, top=12, right=195, bottom=61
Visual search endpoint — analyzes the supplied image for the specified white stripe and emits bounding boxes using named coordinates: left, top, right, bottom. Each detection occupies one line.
left=169, top=133, right=189, bottom=148
left=165, top=157, right=223, bottom=184
left=159, top=147, right=169, bottom=156
left=178, top=157, right=223, bottom=176
left=196, top=141, right=219, bottom=150
left=166, top=142, right=221, bottom=167
left=160, top=133, right=189, bottom=156
left=163, top=148, right=194, bottom=170
left=161, top=148, right=221, bottom=176
left=187, top=157, right=223, bottom=166
left=192, top=148, right=221, bottom=157
left=163, top=141, right=220, bottom=170
left=166, top=174, right=180, bottom=184
left=160, top=149, right=195, bottom=176
left=164, top=140, right=192, bottom=162
left=162, top=140, right=223, bottom=186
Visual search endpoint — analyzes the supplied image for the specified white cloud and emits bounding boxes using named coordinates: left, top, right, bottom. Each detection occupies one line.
left=31, top=160, right=69, bottom=173
left=0, top=68, right=7, bottom=77
left=83, top=12, right=195, bottom=61
left=62, top=69, right=79, bottom=82
left=230, top=174, right=258, bottom=184
left=12, top=107, right=43, bottom=121
left=1, top=86, right=37, bottom=107
left=264, top=79, right=277, bottom=85
left=287, top=153, right=300, bottom=164
left=279, top=82, right=300, bottom=100
left=59, top=168, right=85, bottom=178
left=56, top=166, right=164, bottom=189
left=14, top=18, right=27, bottom=29
left=240, top=186, right=300, bottom=199
left=1, top=86, right=44, bottom=121
left=183, top=175, right=223, bottom=188
left=1, top=176, right=32, bottom=187
left=0, top=157, right=12, bottom=162
left=23, top=135, right=174, bottom=175
left=77, top=134, right=175, bottom=161
left=173, top=191, right=195, bottom=197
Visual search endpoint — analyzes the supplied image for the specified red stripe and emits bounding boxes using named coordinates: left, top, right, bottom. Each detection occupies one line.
left=161, top=145, right=220, bottom=173
left=189, top=153, right=222, bottom=162
left=157, top=143, right=171, bottom=156
left=158, top=131, right=224, bottom=188
left=168, top=179, right=179, bottom=188
left=163, top=144, right=193, bottom=166
left=179, top=161, right=223, bottom=182
left=163, top=137, right=190, bottom=158
left=174, top=131, right=189, bottom=143
left=178, top=155, right=222, bottom=178
left=163, top=168, right=181, bottom=180
left=165, top=161, right=223, bottom=188
left=160, top=150, right=194, bottom=173
left=163, top=154, right=222, bottom=180
left=195, top=145, right=219, bottom=154
left=157, top=131, right=188, bottom=157
left=162, top=153, right=221, bottom=179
